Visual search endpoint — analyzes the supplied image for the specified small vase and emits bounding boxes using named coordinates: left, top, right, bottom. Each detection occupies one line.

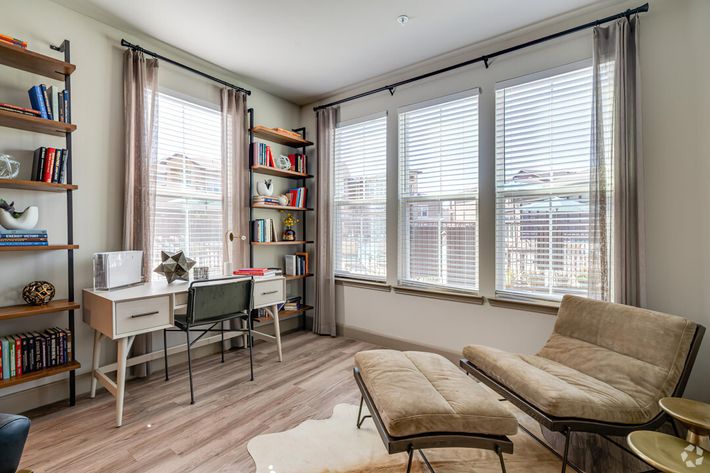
left=282, top=227, right=296, bottom=241
left=0, top=206, right=39, bottom=230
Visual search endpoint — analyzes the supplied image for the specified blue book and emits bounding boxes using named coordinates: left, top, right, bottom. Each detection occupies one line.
left=0, top=230, right=47, bottom=237
left=63, top=90, right=70, bottom=123
left=40, top=84, right=53, bottom=121
left=0, top=241, right=48, bottom=246
left=1, top=338, right=9, bottom=380
left=28, top=86, right=48, bottom=119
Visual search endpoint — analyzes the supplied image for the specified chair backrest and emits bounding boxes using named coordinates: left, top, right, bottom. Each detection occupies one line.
left=186, top=277, right=252, bottom=326
left=538, top=295, right=703, bottom=406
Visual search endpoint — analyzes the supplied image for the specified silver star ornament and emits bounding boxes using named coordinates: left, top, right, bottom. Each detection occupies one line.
left=154, top=250, right=196, bottom=283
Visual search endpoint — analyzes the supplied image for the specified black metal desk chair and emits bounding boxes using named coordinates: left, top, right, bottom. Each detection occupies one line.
left=163, top=277, right=253, bottom=404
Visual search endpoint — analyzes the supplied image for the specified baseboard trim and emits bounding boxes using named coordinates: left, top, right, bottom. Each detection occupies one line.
left=337, top=324, right=460, bottom=363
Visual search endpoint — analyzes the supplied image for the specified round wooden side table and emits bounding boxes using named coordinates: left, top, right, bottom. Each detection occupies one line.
left=627, top=431, right=710, bottom=473
left=660, top=397, right=710, bottom=449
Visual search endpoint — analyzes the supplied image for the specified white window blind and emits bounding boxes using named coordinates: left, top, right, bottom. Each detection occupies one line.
left=151, top=92, right=223, bottom=276
left=398, top=91, right=479, bottom=292
left=495, top=63, right=611, bottom=301
left=333, top=114, right=387, bottom=280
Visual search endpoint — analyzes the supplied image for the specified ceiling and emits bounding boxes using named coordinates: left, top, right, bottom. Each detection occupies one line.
left=53, top=0, right=620, bottom=104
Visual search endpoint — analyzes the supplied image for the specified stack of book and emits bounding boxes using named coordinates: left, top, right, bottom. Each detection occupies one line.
left=281, top=296, right=302, bottom=312
left=28, top=84, right=70, bottom=122
left=233, top=268, right=282, bottom=279
left=252, top=195, right=281, bottom=207
left=284, top=253, right=309, bottom=276
left=0, top=33, right=27, bottom=49
left=0, top=102, right=40, bottom=117
left=252, top=143, right=275, bottom=167
left=288, top=154, right=307, bottom=174
left=1, top=328, right=72, bottom=380
left=0, top=229, right=48, bottom=247
left=286, top=187, right=307, bottom=208
left=252, top=218, right=277, bottom=243
left=31, top=147, right=67, bottom=184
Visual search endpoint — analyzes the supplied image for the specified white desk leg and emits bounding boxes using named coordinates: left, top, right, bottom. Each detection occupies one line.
left=272, top=304, right=283, bottom=362
left=115, top=336, right=134, bottom=427
left=90, top=330, right=102, bottom=398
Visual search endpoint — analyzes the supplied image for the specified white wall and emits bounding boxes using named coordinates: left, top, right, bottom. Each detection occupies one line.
left=301, top=0, right=710, bottom=401
left=0, top=0, right=301, bottom=411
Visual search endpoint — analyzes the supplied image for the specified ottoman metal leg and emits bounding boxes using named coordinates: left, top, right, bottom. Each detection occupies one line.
left=356, top=396, right=372, bottom=429
left=405, top=445, right=414, bottom=473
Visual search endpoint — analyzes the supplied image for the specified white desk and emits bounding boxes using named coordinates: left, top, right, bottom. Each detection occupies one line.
left=82, top=276, right=285, bottom=427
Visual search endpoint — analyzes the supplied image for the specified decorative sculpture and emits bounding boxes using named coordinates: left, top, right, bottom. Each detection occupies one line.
left=153, top=250, right=196, bottom=283
left=256, top=179, right=274, bottom=196
left=22, top=280, right=56, bottom=305
left=0, top=199, right=39, bottom=230
left=0, top=154, right=20, bottom=179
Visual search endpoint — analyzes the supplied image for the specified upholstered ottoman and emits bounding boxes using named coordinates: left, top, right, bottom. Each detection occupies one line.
left=354, top=349, right=518, bottom=473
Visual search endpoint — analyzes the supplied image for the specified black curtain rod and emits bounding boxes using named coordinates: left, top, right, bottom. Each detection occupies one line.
left=314, top=3, right=648, bottom=111
left=120, top=39, right=251, bottom=96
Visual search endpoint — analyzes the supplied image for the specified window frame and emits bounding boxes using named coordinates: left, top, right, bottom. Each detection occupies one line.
left=332, top=111, right=389, bottom=282
left=396, top=88, right=481, bottom=294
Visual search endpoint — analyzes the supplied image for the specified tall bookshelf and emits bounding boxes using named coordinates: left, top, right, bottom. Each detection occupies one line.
left=0, top=40, right=79, bottom=404
left=248, top=109, right=314, bottom=325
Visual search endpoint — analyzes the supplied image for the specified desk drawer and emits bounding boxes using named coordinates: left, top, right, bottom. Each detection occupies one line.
left=253, top=279, right=284, bottom=308
left=115, top=296, right=171, bottom=336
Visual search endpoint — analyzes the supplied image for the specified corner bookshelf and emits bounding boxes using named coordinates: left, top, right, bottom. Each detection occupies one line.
left=248, top=110, right=314, bottom=328
left=0, top=40, right=79, bottom=405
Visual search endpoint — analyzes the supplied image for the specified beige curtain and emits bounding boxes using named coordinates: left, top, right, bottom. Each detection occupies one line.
left=314, top=107, right=338, bottom=336
left=123, top=49, right=159, bottom=376
left=221, top=88, right=249, bottom=270
left=221, top=88, right=249, bottom=347
left=589, top=15, right=644, bottom=306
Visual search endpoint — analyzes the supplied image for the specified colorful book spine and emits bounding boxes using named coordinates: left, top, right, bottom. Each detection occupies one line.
left=40, top=84, right=53, bottom=121
left=43, top=148, right=56, bottom=182
left=28, top=85, right=48, bottom=119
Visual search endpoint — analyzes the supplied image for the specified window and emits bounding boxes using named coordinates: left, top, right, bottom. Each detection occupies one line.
left=333, top=114, right=388, bottom=280
left=398, top=90, right=479, bottom=292
left=495, top=62, right=610, bottom=300
left=151, top=92, right=223, bottom=276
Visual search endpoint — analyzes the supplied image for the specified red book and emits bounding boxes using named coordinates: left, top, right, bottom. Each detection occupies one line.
left=234, top=268, right=270, bottom=275
left=43, top=148, right=56, bottom=182
left=15, top=336, right=22, bottom=377
left=0, top=102, right=40, bottom=116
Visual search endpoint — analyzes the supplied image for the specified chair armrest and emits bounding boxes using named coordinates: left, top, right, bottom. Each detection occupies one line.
left=0, top=413, right=31, bottom=473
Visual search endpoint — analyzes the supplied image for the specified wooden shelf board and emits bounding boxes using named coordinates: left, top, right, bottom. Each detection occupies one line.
left=285, top=273, right=314, bottom=280
left=0, top=299, right=80, bottom=321
left=251, top=203, right=313, bottom=211
left=0, top=179, right=77, bottom=192
left=251, top=125, right=313, bottom=147
left=251, top=165, right=312, bottom=179
left=0, top=244, right=79, bottom=252
left=0, top=361, right=80, bottom=389
left=251, top=240, right=313, bottom=246
left=255, top=305, right=313, bottom=323
left=0, top=109, right=76, bottom=136
left=0, top=41, right=76, bottom=80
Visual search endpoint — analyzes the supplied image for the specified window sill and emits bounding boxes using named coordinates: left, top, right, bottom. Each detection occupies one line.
left=392, top=285, right=484, bottom=305
left=335, top=277, right=391, bottom=292
left=487, top=297, right=559, bottom=315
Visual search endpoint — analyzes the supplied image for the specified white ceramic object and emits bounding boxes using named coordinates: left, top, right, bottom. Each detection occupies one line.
left=256, top=179, right=274, bottom=196
left=0, top=206, right=39, bottom=230
left=277, top=194, right=290, bottom=206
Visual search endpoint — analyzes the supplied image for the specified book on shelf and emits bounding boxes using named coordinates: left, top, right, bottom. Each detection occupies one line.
left=0, top=103, right=40, bottom=117
left=27, top=84, right=70, bottom=122
left=284, top=253, right=309, bottom=276
left=280, top=296, right=303, bottom=312
left=287, top=154, right=307, bottom=174
left=252, top=218, right=277, bottom=243
left=31, top=147, right=67, bottom=184
left=0, top=229, right=48, bottom=247
left=252, top=195, right=281, bottom=206
left=252, top=142, right=275, bottom=167
left=233, top=268, right=283, bottom=279
left=0, top=34, right=27, bottom=49
left=286, top=187, right=307, bottom=208
left=0, top=327, right=71, bottom=380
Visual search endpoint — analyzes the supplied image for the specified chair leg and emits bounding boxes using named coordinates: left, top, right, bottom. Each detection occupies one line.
left=220, top=321, right=225, bottom=363
left=247, top=316, right=254, bottom=381
left=496, top=445, right=507, bottom=473
left=405, top=445, right=414, bottom=473
left=186, top=329, right=195, bottom=405
left=163, top=329, right=169, bottom=381
left=561, top=427, right=572, bottom=473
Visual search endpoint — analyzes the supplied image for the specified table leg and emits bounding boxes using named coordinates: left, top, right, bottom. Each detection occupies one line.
left=687, top=429, right=710, bottom=450
left=89, top=330, right=102, bottom=398
left=271, top=304, right=283, bottom=362
left=115, top=336, right=132, bottom=427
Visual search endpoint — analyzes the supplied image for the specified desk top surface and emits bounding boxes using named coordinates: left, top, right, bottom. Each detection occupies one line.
left=84, top=275, right=283, bottom=302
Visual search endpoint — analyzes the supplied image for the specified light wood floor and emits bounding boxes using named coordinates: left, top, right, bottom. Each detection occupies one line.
left=19, top=332, right=561, bottom=473
left=21, top=332, right=373, bottom=472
